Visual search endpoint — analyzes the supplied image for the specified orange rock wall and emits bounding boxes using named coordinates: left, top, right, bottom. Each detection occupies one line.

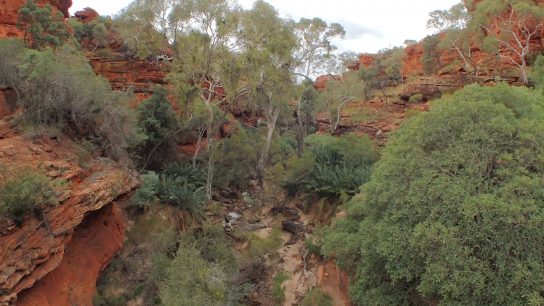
left=89, top=57, right=169, bottom=106
left=0, top=119, right=138, bottom=305
left=17, top=203, right=126, bottom=306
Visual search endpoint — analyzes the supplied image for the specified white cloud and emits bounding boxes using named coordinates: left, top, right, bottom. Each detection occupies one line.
left=70, top=0, right=460, bottom=53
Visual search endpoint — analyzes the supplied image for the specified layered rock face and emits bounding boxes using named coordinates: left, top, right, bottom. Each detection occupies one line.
left=89, top=56, right=169, bottom=107
left=0, top=118, right=138, bottom=305
left=16, top=203, right=127, bottom=306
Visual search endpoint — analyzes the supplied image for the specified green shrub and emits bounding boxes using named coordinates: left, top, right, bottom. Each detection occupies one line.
left=132, top=163, right=206, bottom=224
left=131, top=171, right=160, bottom=209
left=214, top=127, right=258, bottom=191
left=323, top=84, right=544, bottom=305
left=284, top=133, right=377, bottom=199
left=272, top=273, right=290, bottom=305
left=156, top=175, right=205, bottom=213
left=301, top=288, right=332, bottom=306
left=421, top=34, right=442, bottom=75
left=0, top=43, right=136, bottom=159
left=132, top=87, right=180, bottom=170
left=0, top=39, right=24, bottom=89
left=409, top=93, right=424, bottom=103
left=186, top=224, right=236, bottom=271
left=17, top=0, right=70, bottom=49
left=239, top=227, right=283, bottom=258
left=159, top=246, right=228, bottom=306
left=162, top=162, right=206, bottom=186
left=0, top=171, right=58, bottom=224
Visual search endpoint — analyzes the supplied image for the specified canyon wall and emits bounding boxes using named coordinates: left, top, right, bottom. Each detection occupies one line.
left=0, top=3, right=140, bottom=305
left=0, top=116, right=138, bottom=305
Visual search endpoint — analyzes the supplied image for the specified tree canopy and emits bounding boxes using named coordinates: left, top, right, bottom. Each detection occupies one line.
left=324, top=84, right=544, bottom=305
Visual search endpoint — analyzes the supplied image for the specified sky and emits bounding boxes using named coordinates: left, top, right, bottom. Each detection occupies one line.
left=69, top=0, right=460, bottom=53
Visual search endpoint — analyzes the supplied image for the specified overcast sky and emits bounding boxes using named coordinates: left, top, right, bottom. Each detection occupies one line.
left=69, top=0, right=460, bottom=53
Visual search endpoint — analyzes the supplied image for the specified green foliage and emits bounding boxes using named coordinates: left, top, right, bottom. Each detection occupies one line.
left=156, top=175, right=205, bottom=213
left=292, top=17, right=345, bottom=77
left=92, top=23, right=109, bottom=48
left=409, top=93, right=424, bottom=103
left=272, top=273, right=290, bottom=305
left=357, top=46, right=404, bottom=100
left=160, top=246, right=228, bottom=305
left=0, top=39, right=25, bottom=89
left=318, top=71, right=366, bottom=132
left=284, top=133, right=377, bottom=199
left=162, top=162, right=206, bottom=185
left=324, top=84, right=544, bottom=305
left=213, top=126, right=258, bottom=191
left=132, top=162, right=206, bottom=225
left=132, top=87, right=180, bottom=169
left=214, top=125, right=291, bottom=192
left=0, top=43, right=136, bottom=159
left=131, top=171, right=160, bottom=209
left=421, top=34, right=442, bottom=75
left=0, top=171, right=58, bottom=225
left=250, top=228, right=283, bottom=258
left=159, top=225, right=240, bottom=306
left=17, top=0, right=70, bottom=49
left=186, top=224, right=237, bottom=272
left=301, top=288, right=333, bottom=306
left=530, top=55, right=544, bottom=89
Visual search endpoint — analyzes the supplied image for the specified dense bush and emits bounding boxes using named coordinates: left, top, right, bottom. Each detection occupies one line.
left=409, top=93, right=424, bottom=103
left=421, top=34, right=442, bottom=75
left=132, top=162, right=206, bottom=224
left=132, top=87, right=181, bottom=169
left=0, top=171, right=58, bottom=225
left=213, top=125, right=292, bottom=193
left=323, top=84, right=544, bottom=305
left=131, top=171, right=160, bottom=209
left=302, top=288, right=333, bottom=306
left=17, top=0, right=70, bottom=49
left=159, top=224, right=241, bottom=306
left=284, top=133, right=377, bottom=199
left=0, top=41, right=136, bottom=159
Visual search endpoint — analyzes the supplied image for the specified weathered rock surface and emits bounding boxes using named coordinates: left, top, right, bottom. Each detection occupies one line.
left=16, top=203, right=127, bottom=306
left=74, top=7, right=98, bottom=23
left=89, top=56, right=169, bottom=106
left=0, top=119, right=138, bottom=305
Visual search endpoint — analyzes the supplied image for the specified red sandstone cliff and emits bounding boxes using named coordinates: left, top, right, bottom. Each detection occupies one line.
left=0, top=115, right=138, bottom=305
left=0, top=115, right=137, bottom=305
left=89, top=55, right=169, bottom=107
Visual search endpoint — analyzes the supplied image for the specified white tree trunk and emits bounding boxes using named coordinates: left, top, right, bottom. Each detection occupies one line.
left=257, top=107, right=280, bottom=184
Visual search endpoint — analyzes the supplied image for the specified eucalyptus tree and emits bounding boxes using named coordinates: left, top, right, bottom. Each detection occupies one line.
left=167, top=0, right=240, bottom=201
left=114, top=0, right=175, bottom=57
left=291, top=18, right=345, bottom=156
left=471, top=0, right=544, bottom=84
left=428, top=3, right=482, bottom=78
left=17, top=0, right=70, bottom=50
left=319, top=71, right=366, bottom=133
left=291, top=17, right=346, bottom=78
left=237, top=0, right=297, bottom=183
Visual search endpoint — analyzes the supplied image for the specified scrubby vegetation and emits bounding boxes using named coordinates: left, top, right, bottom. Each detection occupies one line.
left=0, top=39, right=135, bottom=159
left=284, top=133, right=377, bottom=201
left=5, top=0, right=544, bottom=305
left=323, top=84, right=544, bottom=305
left=301, top=288, right=333, bottom=306
left=0, top=170, right=59, bottom=225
